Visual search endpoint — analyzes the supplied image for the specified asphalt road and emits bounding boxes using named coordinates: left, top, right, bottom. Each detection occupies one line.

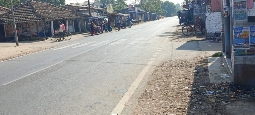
left=0, top=17, right=184, bottom=115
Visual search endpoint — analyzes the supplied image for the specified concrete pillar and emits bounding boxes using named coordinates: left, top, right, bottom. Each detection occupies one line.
left=36, top=22, right=39, bottom=37
left=229, top=8, right=234, bottom=57
left=72, top=20, right=75, bottom=33
left=224, top=0, right=231, bottom=58
left=79, top=20, right=81, bottom=32
left=66, top=20, right=69, bottom=31
left=51, top=21, right=54, bottom=36
left=4, top=24, right=6, bottom=38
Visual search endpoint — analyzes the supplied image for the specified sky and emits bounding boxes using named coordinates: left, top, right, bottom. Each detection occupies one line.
left=65, top=0, right=183, bottom=5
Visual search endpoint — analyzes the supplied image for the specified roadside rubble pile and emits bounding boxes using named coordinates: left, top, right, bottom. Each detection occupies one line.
left=189, top=64, right=255, bottom=114
left=133, top=57, right=255, bottom=115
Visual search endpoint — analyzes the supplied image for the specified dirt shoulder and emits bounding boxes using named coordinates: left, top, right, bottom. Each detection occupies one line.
left=133, top=56, right=255, bottom=115
left=0, top=34, right=86, bottom=62
left=132, top=26, right=255, bottom=115
left=0, top=41, right=54, bottom=61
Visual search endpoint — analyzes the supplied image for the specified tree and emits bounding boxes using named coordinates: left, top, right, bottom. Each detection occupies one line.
left=100, top=0, right=114, bottom=6
left=161, top=1, right=177, bottom=17
left=0, top=0, right=19, bottom=8
left=113, top=0, right=127, bottom=11
left=139, top=0, right=163, bottom=15
left=35, top=0, right=65, bottom=6
left=176, top=3, right=182, bottom=11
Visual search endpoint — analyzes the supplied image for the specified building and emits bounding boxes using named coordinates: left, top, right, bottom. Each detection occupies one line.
left=0, top=6, right=10, bottom=42
left=0, top=1, right=78, bottom=41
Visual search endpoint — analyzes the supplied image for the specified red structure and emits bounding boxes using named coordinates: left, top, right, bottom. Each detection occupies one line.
left=211, top=0, right=221, bottom=12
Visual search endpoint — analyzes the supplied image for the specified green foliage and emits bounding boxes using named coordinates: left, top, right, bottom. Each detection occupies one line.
left=139, top=0, right=163, bottom=15
left=34, top=0, right=65, bottom=6
left=176, top=3, right=182, bottom=10
left=0, top=0, right=19, bottom=8
left=98, top=0, right=126, bottom=11
left=211, top=52, right=223, bottom=57
left=112, top=0, right=127, bottom=11
left=99, top=0, right=114, bottom=5
left=161, top=1, right=177, bottom=17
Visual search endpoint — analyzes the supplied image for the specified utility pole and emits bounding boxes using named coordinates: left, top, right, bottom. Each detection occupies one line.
left=11, top=0, right=19, bottom=46
left=224, top=0, right=231, bottom=58
left=88, top=0, right=92, bottom=16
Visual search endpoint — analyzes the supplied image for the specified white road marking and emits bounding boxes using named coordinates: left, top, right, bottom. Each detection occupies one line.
left=155, top=52, right=160, bottom=55
left=90, top=40, right=110, bottom=47
left=2, top=61, right=64, bottom=86
left=72, top=41, right=96, bottom=48
left=150, top=58, right=156, bottom=61
left=111, top=60, right=154, bottom=115
left=147, top=39, right=154, bottom=44
left=111, top=36, right=169, bottom=115
left=53, top=43, right=80, bottom=50
left=109, top=39, right=127, bottom=45
left=128, top=40, right=139, bottom=45
left=157, top=49, right=162, bottom=52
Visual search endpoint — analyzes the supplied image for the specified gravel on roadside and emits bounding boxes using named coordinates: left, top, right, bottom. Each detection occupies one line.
left=133, top=56, right=255, bottom=115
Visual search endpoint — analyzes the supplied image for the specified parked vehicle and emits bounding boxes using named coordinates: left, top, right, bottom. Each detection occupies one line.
left=85, top=17, right=98, bottom=33
left=151, top=13, right=157, bottom=21
left=178, top=10, right=191, bottom=25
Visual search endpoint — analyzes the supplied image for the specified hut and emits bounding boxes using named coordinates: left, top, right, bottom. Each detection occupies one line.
left=0, top=6, right=10, bottom=42
left=0, top=1, right=78, bottom=41
left=63, top=4, right=89, bottom=33
left=64, top=3, right=106, bottom=33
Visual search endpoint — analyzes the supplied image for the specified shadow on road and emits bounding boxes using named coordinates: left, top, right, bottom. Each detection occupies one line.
left=156, top=25, right=205, bottom=42
left=176, top=40, right=222, bottom=51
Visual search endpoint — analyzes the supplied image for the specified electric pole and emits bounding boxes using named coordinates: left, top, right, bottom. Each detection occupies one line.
left=11, top=0, right=19, bottom=46
left=88, top=0, right=92, bottom=16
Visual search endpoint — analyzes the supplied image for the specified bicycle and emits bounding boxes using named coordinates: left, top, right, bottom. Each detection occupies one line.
left=182, top=20, right=205, bottom=36
left=182, top=21, right=194, bottom=36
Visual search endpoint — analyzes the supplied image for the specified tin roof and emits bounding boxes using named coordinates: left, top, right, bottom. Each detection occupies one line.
left=0, top=1, right=79, bottom=24
left=0, top=6, right=10, bottom=15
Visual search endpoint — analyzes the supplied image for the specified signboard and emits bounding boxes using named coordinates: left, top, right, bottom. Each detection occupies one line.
left=234, top=27, right=250, bottom=49
left=233, top=0, right=247, bottom=21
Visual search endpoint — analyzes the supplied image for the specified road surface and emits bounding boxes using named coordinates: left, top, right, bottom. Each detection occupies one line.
left=0, top=17, right=197, bottom=115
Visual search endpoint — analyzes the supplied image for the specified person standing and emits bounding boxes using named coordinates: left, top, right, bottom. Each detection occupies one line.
left=58, top=22, right=64, bottom=41
left=127, top=16, right=132, bottom=28
left=61, top=22, right=66, bottom=40
left=103, top=18, right=108, bottom=32
left=116, top=16, right=121, bottom=31
left=90, top=21, right=95, bottom=36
